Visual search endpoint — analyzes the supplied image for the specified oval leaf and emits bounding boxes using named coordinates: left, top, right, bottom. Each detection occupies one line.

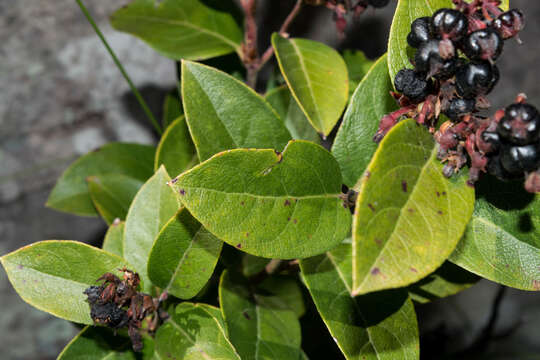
left=258, top=275, right=305, bottom=319
left=242, top=253, right=270, bottom=278
left=47, top=143, right=155, bottom=216
left=170, top=140, right=351, bottom=259
left=163, top=90, right=183, bottom=130
left=124, top=166, right=180, bottom=292
left=181, top=60, right=292, bottom=161
left=272, top=34, right=349, bottom=136
left=300, top=242, right=419, bottom=360
left=332, top=54, right=398, bottom=187
left=154, top=116, right=198, bottom=177
left=387, top=0, right=453, bottom=81
left=352, top=119, right=475, bottom=295
left=0, top=241, right=131, bottom=324
left=342, top=50, right=374, bottom=94
left=450, top=178, right=540, bottom=290
left=110, top=0, right=243, bottom=61
left=147, top=208, right=223, bottom=299
left=219, top=270, right=304, bottom=360
left=88, top=174, right=144, bottom=225
left=155, top=302, right=241, bottom=360
left=57, top=326, right=155, bottom=360
left=265, top=86, right=320, bottom=143
left=102, top=221, right=125, bottom=258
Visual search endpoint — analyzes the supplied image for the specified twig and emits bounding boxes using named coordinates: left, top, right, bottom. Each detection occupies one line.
left=75, top=0, right=162, bottom=135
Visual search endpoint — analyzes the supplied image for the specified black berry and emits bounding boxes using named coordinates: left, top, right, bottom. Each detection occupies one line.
left=430, top=8, right=468, bottom=41
left=444, top=98, right=475, bottom=122
left=89, top=302, right=129, bottom=328
left=84, top=286, right=103, bottom=304
left=493, top=9, right=525, bottom=40
left=367, top=0, right=390, bottom=8
left=462, top=28, right=503, bottom=61
left=414, top=39, right=456, bottom=76
left=500, top=144, right=540, bottom=174
left=394, top=69, right=431, bottom=103
left=455, top=61, right=499, bottom=98
left=497, top=103, right=540, bottom=145
left=407, top=17, right=432, bottom=48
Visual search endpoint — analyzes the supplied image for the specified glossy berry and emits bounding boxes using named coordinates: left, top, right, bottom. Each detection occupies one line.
left=407, top=17, right=432, bottom=48
left=367, top=0, right=390, bottom=8
left=462, top=28, right=503, bottom=61
left=497, top=103, right=540, bottom=145
left=394, top=69, right=431, bottom=103
left=444, top=98, right=475, bottom=121
left=414, top=39, right=456, bottom=77
left=500, top=144, right=539, bottom=174
left=455, top=61, right=499, bottom=98
left=430, top=8, right=468, bottom=41
left=493, top=9, right=525, bottom=40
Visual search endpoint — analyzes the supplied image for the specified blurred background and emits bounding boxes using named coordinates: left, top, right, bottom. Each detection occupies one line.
left=1, top=0, right=539, bottom=358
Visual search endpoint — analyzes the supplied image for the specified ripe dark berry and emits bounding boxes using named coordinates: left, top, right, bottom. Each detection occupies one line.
left=500, top=144, right=540, bottom=174
left=493, top=9, right=525, bottom=40
left=414, top=39, right=456, bottom=77
left=430, top=8, right=468, bottom=42
left=444, top=98, right=475, bottom=122
left=462, top=28, right=503, bottom=61
left=394, top=69, right=431, bottom=103
left=89, top=302, right=129, bottom=328
left=407, top=17, right=432, bottom=48
left=455, top=61, right=499, bottom=98
left=367, top=0, right=390, bottom=8
left=497, top=103, right=540, bottom=145
left=84, top=286, right=103, bottom=304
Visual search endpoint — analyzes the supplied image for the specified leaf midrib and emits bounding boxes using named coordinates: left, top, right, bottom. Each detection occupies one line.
left=181, top=186, right=342, bottom=200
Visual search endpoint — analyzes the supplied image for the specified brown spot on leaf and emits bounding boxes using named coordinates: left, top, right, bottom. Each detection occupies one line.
left=179, top=189, right=185, bottom=196
left=240, top=201, right=245, bottom=206
left=533, top=279, right=540, bottom=290
left=365, top=171, right=371, bottom=179
left=401, top=181, right=408, bottom=192
left=374, top=238, right=382, bottom=246
left=442, top=191, right=447, bottom=195
left=436, top=191, right=440, bottom=197
left=371, top=268, right=381, bottom=275
left=287, top=217, right=291, bottom=221
left=245, top=232, right=249, bottom=237
left=236, top=243, right=242, bottom=249
left=242, top=311, right=251, bottom=320
left=284, top=199, right=291, bottom=206
left=407, top=208, right=415, bottom=213
left=410, top=267, right=418, bottom=273
left=293, top=219, right=298, bottom=224
left=437, top=210, right=444, bottom=215
left=17, top=264, right=23, bottom=270
left=169, top=177, right=178, bottom=185
left=368, top=203, right=375, bottom=212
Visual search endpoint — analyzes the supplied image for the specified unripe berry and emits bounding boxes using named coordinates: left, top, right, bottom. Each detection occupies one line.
left=497, top=103, right=540, bottom=145
left=367, top=0, right=390, bottom=8
left=444, top=98, right=475, bottom=122
left=493, top=9, right=525, bottom=40
left=462, top=28, right=503, bottom=61
left=407, top=17, right=432, bottom=48
left=455, top=61, right=499, bottom=98
left=500, top=144, right=540, bottom=174
left=394, top=69, right=432, bottom=103
left=430, top=8, right=468, bottom=42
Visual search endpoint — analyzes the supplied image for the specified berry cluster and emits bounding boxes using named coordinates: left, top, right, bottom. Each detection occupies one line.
left=375, top=0, right=537, bottom=192
left=313, top=0, right=390, bottom=36
left=84, top=269, right=167, bottom=351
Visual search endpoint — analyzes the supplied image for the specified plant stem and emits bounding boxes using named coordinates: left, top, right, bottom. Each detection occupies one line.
left=75, top=0, right=162, bottom=135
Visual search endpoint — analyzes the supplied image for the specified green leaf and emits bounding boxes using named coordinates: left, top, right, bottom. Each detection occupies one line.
left=124, top=166, right=180, bottom=292
left=272, top=34, right=349, bottom=136
left=352, top=119, right=475, bottom=295
left=170, top=140, right=351, bottom=259
left=332, top=54, right=398, bottom=187
left=147, top=208, right=223, bottom=299
left=408, top=261, right=478, bottom=304
left=450, top=178, right=540, bottom=290
left=265, top=86, right=320, bottom=143
left=47, top=143, right=155, bottom=216
left=242, top=254, right=270, bottom=277
left=342, top=50, right=374, bottom=94
left=88, top=174, right=144, bottom=225
left=154, top=116, right=198, bottom=177
left=163, top=90, right=183, bottom=130
left=181, top=60, right=292, bottom=161
left=155, top=302, right=241, bottom=360
left=0, top=241, right=131, bottom=324
left=300, top=242, right=419, bottom=360
left=387, top=0, right=453, bottom=82
left=110, top=0, right=243, bottom=61
left=57, top=326, right=155, bottom=360
left=219, top=270, right=304, bottom=360
left=258, top=276, right=305, bottom=318
left=102, top=221, right=125, bottom=258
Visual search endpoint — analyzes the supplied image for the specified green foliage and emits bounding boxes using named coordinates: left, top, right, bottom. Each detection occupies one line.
left=352, top=119, right=474, bottom=295
left=181, top=60, right=292, bottom=161
left=0, top=241, right=131, bottom=324
left=162, top=91, right=183, bottom=129
left=154, top=116, right=198, bottom=177
left=147, top=208, right=223, bottom=299
left=272, top=34, right=349, bottom=136
left=170, top=140, right=351, bottom=259
left=102, top=221, right=125, bottom=257
left=110, top=0, right=243, bottom=61
left=342, top=50, right=374, bottom=94
left=47, top=143, right=155, bottom=216
left=300, top=241, right=419, bottom=360
left=124, top=166, right=180, bottom=292
left=332, top=54, right=397, bottom=187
